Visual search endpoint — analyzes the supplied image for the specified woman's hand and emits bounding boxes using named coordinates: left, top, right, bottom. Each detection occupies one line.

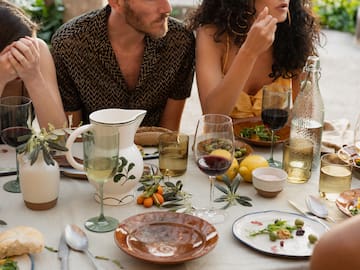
left=0, top=45, right=18, bottom=87
left=242, top=7, right=278, bottom=56
left=8, top=37, right=41, bottom=84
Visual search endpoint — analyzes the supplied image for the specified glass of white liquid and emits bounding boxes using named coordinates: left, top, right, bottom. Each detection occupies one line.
left=319, top=153, right=352, bottom=201
left=82, top=129, right=119, bottom=232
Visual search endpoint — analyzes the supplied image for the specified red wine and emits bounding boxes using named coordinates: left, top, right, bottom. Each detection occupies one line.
left=1, top=127, right=32, bottom=147
left=261, top=109, right=289, bottom=130
left=197, top=155, right=231, bottom=176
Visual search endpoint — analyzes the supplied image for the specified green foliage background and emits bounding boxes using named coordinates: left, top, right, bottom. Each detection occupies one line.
left=313, top=0, right=360, bottom=33
left=10, top=0, right=360, bottom=45
left=22, top=0, right=64, bottom=45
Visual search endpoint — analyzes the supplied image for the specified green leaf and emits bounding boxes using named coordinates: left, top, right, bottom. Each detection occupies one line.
left=42, top=147, right=55, bottom=166
left=46, top=140, right=68, bottom=151
left=236, top=198, right=252, bottom=207
left=164, top=182, right=176, bottom=188
left=128, top=162, right=135, bottom=172
left=214, top=184, right=229, bottom=195
left=30, top=147, right=40, bottom=165
left=239, top=195, right=252, bottom=201
left=231, top=178, right=241, bottom=193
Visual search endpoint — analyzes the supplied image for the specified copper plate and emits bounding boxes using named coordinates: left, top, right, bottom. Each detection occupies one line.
left=114, top=211, right=218, bottom=264
left=233, top=117, right=289, bottom=147
left=335, top=188, right=360, bottom=217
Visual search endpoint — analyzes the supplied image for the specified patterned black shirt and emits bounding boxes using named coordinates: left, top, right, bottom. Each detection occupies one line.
left=51, top=5, right=195, bottom=126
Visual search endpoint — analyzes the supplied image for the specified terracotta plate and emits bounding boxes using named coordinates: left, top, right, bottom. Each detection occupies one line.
left=335, top=188, right=360, bottom=217
left=114, top=211, right=218, bottom=264
left=233, top=117, right=289, bottom=147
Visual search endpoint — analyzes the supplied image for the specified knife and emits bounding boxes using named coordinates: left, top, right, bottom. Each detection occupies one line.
left=58, top=233, right=70, bottom=270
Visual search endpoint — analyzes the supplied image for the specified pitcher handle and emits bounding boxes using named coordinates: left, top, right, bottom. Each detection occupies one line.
left=65, top=124, right=91, bottom=171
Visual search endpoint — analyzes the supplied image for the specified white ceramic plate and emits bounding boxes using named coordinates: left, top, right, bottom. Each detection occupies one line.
left=1, top=254, right=34, bottom=270
left=0, top=145, right=16, bottom=176
left=232, top=210, right=329, bottom=258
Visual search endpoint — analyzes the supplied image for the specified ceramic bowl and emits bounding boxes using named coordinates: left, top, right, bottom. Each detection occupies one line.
left=252, top=167, right=287, bottom=198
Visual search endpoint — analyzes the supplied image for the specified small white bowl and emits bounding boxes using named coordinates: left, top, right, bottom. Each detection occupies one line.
left=252, top=167, right=287, bottom=198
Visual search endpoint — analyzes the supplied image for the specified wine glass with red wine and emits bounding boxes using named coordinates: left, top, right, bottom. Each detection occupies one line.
left=0, top=96, right=33, bottom=193
left=193, top=114, right=234, bottom=224
left=261, top=86, right=291, bottom=168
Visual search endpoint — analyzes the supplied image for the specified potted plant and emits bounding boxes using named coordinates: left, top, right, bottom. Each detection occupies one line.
left=17, top=127, right=68, bottom=210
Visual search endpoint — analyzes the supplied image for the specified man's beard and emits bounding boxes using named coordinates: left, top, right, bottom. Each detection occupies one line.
left=124, top=2, right=169, bottom=39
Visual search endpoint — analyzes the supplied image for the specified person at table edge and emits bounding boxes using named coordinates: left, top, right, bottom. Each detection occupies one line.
left=51, top=0, right=195, bottom=131
left=0, top=0, right=66, bottom=129
left=187, top=0, right=321, bottom=118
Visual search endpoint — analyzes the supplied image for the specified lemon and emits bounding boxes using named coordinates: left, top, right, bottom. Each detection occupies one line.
left=209, top=149, right=239, bottom=181
left=238, top=155, right=269, bottom=183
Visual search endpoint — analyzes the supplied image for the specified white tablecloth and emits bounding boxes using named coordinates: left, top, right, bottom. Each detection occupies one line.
left=0, top=142, right=358, bottom=270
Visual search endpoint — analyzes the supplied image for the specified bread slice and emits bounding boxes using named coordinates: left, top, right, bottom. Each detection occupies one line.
left=0, top=226, right=44, bottom=259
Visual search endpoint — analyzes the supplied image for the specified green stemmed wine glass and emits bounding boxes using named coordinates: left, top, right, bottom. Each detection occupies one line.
left=82, top=128, right=119, bottom=233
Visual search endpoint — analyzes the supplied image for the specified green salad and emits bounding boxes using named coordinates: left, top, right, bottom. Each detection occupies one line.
left=240, top=125, right=279, bottom=142
left=0, top=259, right=18, bottom=270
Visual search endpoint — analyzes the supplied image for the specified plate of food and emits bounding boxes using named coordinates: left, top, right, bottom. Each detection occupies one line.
left=232, top=210, right=328, bottom=258
left=233, top=117, right=289, bottom=147
left=0, top=254, right=34, bottom=270
left=234, top=140, right=253, bottom=162
left=337, top=145, right=360, bottom=174
left=335, top=188, right=360, bottom=217
left=114, top=211, right=218, bottom=264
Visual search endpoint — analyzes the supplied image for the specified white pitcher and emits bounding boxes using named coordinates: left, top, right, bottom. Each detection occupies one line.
left=66, top=108, right=146, bottom=205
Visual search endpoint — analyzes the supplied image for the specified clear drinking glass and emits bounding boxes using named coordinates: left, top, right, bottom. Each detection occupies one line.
left=354, top=113, right=360, bottom=153
left=0, top=96, right=33, bottom=193
left=261, top=87, right=291, bottom=168
left=83, top=128, right=119, bottom=232
left=193, top=114, right=234, bottom=224
left=158, top=132, right=189, bottom=179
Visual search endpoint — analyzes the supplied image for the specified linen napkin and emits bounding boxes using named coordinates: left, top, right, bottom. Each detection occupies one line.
left=321, top=119, right=354, bottom=153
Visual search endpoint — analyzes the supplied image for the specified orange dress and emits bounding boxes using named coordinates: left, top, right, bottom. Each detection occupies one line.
left=221, top=35, right=292, bottom=119
left=230, top=77, right=292, bottom=119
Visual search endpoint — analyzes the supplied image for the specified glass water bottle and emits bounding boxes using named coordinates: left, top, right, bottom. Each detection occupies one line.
left=289, top=56, right=325, bottom=169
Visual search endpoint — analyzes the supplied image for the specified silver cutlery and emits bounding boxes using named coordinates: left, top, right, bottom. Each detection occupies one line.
left=64, top=224, right=104, bottom=270
left=305, top=195, right=336, bottom=223
left=58, top=233, right=70, bottom=270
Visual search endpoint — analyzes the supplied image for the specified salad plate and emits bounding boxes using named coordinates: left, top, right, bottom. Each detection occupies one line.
left=335, top=188, right=360, bottom=217
left=114, top=211, right=218, bottom=264
left=0, top=254, right=34, bottom=270
left=233, top=117, right=289, bottom=147
left=232, top=210, right=328, bottom=258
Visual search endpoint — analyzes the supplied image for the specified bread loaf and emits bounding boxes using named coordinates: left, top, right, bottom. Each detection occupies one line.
left=0, top=226, right=44, bottom=259
left=134, top=126, right=172, bottom=146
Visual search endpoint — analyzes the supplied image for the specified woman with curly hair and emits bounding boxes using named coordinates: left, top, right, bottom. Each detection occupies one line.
left=187, top=0, right=321, bottom=118
left=0, top=0, right=66, bottom=128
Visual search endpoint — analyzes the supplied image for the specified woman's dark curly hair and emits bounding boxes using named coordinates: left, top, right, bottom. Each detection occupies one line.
left=0, top=0, right=38, bottom=52
left=187, top=0, right=321, bottom=79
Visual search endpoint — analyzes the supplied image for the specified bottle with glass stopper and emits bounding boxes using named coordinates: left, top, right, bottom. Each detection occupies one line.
left=289, top=55, right=325, bottom=169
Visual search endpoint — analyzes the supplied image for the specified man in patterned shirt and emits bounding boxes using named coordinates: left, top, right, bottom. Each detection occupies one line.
left=51, top=0, right=195, bottom=131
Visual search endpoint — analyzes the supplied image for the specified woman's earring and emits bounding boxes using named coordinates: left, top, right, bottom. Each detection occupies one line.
left=287, top=10, right=291, bottom=25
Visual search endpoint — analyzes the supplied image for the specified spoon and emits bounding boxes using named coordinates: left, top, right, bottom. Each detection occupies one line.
left=305, top=195, right=336, bottom=223
left=64, top=224, right=104, bottom=270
